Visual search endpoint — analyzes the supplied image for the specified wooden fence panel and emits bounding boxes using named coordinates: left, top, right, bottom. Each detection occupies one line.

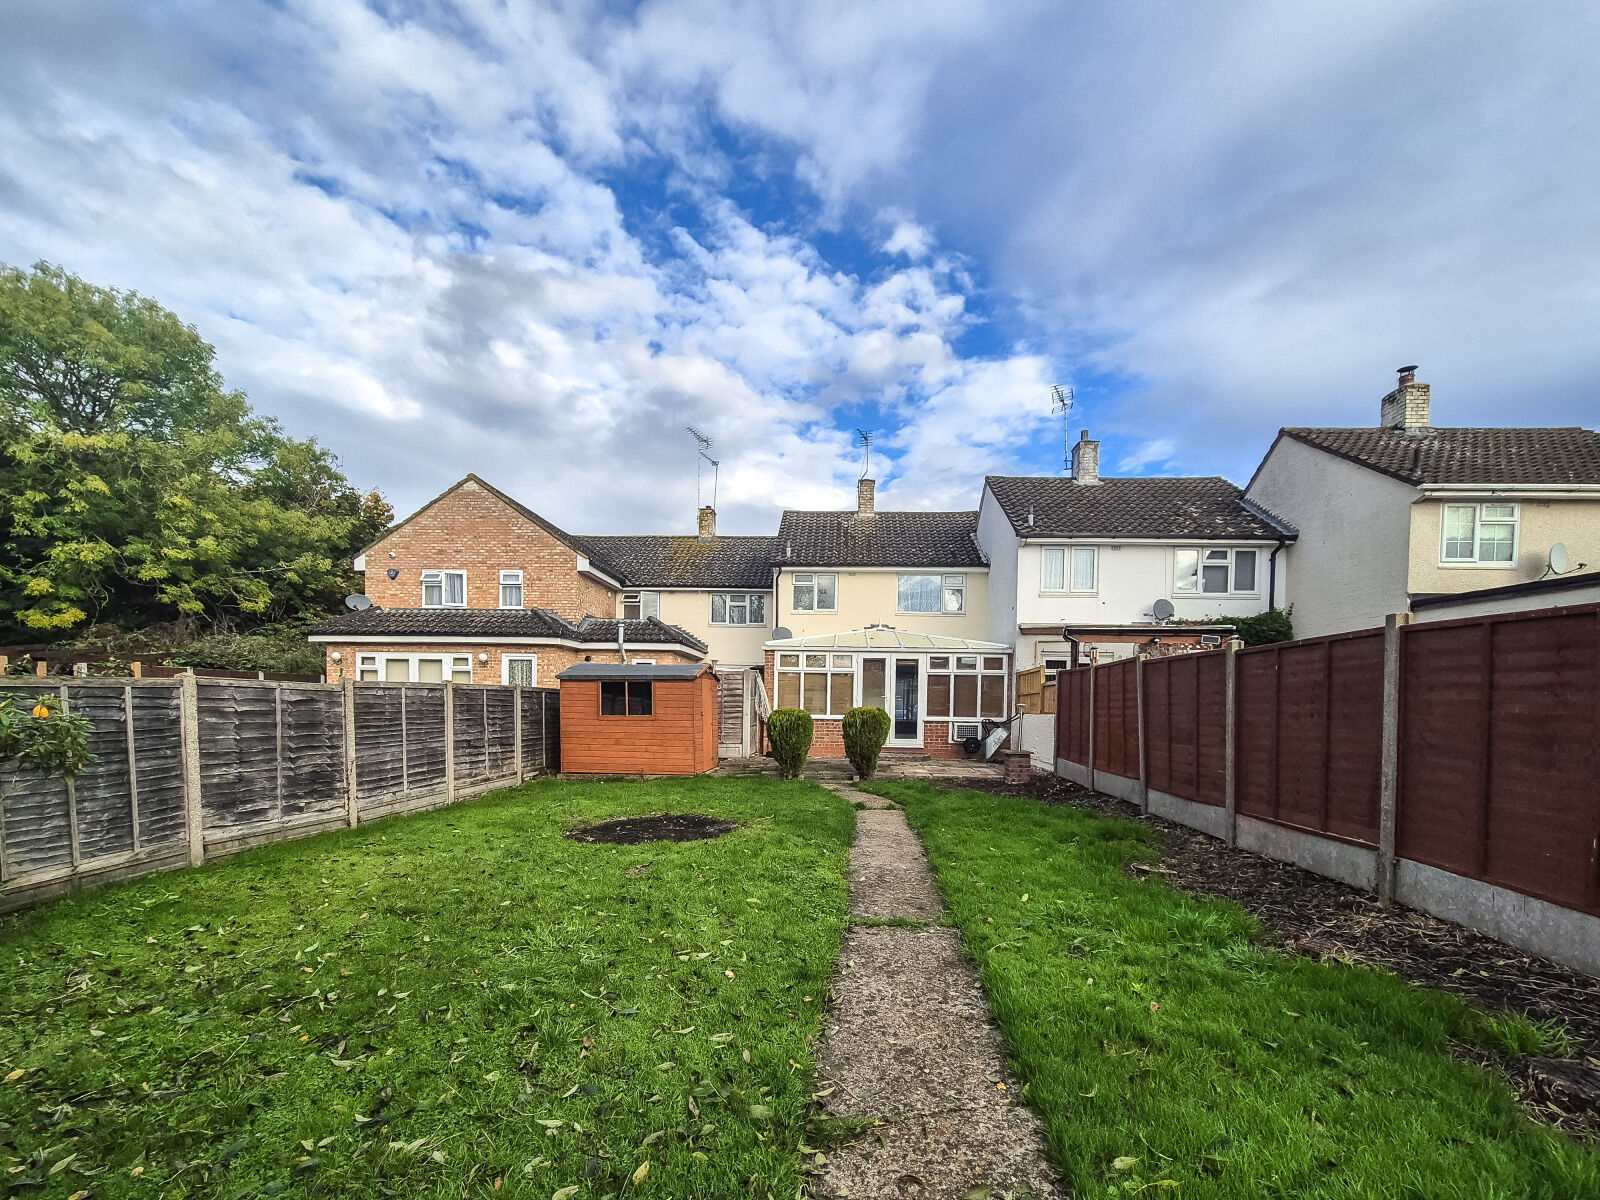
left=1401, top=607, right=1600, bottom=915
left=197, top=685, right=280, bottom=833
left=279, top=688, right=346, bottom=821
left=484, top=688, right=517, bottom=779
left=354, top=685, right=407, bottom=800
left=1142, top=659, right=1171, bottom=793
left=1092, top=659, right=1139, bottom=778
left=1141, top=653, right=1225, bottom=805
left=404, top=687, right=449, bottom=793
left=1234, top=649, right=1278, bottom=823
left=453, top=687, right=489, bottom=783
left=1324, top=634, right=1384, bottom=843
left=130, top=685, right=187, bottom=848
left=1056, top=668, right=1090, bottom=763
left=68, top=685, right=138, bottom=860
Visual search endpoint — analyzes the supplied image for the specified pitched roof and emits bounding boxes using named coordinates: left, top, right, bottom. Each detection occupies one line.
left=572, top=535, right=777, bottom=589
left=984, top=476, right=1288, bottom=540
left=306, top=607, right=708, bottom=653
left=775, top=510, right=986, bottom=568
left=557, top=662, right=711, bottom=681
left=1278, top=427, right=1600, bottom=486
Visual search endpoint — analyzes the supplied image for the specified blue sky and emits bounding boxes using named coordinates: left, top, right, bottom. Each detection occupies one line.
left=2, top=1, right=1597, bottom=534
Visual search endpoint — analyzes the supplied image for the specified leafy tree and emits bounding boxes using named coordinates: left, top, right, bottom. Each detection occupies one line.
left=0, top=262, right=391, bottom=640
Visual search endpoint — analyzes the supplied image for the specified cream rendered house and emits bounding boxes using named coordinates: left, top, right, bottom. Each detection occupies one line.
left=1245, top=369, right=1600, bottom=638
left=764, top=479, right=1011, bottom=752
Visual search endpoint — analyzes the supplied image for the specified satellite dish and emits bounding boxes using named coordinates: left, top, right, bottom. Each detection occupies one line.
left=1549, top=543, right=1570, bottom=574
left=1151, top=598, right=1176, bottom=622
left=345, top=594, right=372, bottom=611
left=771, top=626, right=793, bottom=641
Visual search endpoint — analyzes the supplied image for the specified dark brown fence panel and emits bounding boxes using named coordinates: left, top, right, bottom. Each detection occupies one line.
left=1400, top=607, right=1600, bottom=915
left=1092, top=659, right=1139, bottom=778
left=1235, top=649, right=1277, bottom=822
left=1056, top=668, right=1090, bottom=763
left=1324, top=634, right=1384, bottom=843
left=1142, top=653, right=1225, bottom=805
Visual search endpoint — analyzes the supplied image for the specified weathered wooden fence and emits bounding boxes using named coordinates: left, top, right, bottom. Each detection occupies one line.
left=0, top=677, right=559, bottom=913
left=1055, top=602, right=1600, bottom=977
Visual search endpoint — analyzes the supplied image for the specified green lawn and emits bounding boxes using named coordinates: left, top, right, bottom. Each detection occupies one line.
left=0, top=777, right=853, bottom=1199
left=870, top=781, right=1600, bottom=1200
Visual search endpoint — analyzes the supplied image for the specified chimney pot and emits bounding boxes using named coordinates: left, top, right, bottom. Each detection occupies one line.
left=697, top=505, right=716, bottom=540
left=1071, top=429, right=1101, bottom=485
left=856, top=477, right=876, bottom=516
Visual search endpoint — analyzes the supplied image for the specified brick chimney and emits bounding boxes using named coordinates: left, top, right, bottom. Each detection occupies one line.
left=1381, top=365, right=1430, bottom=430
left=1071, top=429, right=1101, bottom=485
left=857, top=477, right=876, bottom=515
left=697, top=505, right=716, bottom=540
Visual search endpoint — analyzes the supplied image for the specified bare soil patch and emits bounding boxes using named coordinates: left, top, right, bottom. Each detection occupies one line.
left=565, top=812, right=737, bottom=844
left=974, top=773, right=1600, bottom=1138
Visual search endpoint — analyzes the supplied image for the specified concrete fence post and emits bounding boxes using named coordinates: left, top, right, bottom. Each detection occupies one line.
left=1376, top=612, right=1411, bottom=901
left=342, top=678, right=359, bottom=828
left=179, top=672, right=205, bottom=867
left=1134, top=653, right=1149, bottom=813
left=514, top=685, right=525, bottom=783
left=443, top=682, right=456, bottom=804
left=1223, top=637, right=1242, bottom=847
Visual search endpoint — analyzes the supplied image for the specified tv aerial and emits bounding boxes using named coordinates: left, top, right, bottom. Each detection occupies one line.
left=1051, top=385, right=1074, bottom=472
left=686, top=425, right=719, bottom=509
left=855, top=428, right=875, bottom=479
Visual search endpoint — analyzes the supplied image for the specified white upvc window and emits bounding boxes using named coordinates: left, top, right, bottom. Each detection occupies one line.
left=622, top=591, right=660, bottom=620
left=791, top=573, right=837, bottom=612
left=1041, top=547, right=1097, bottom=593
left=499, top=570, right=523, bottom=608
left=774, top=651, right=854, bottom=716
left=421, top=569, right=466, bottom=607
left=1173, top=548, right=1259, bottom=596
left=897, top=574, right=965, bottom=613
left=710, top=593, right=767, bottom=625
left=1441, top=503, right=1518, bottom=565
left=502, top=654, right=537, bottom=686
left=925, top=654, right=1008, bottom=720
left=357, top=653, right=473, bottom=683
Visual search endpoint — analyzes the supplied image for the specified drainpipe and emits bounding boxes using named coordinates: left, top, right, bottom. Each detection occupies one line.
left=1267, top=537, right=1287, bottom=610
left=618, top=622, right=628, bottom=664
left=1063, top=631, right=1082, bottom=670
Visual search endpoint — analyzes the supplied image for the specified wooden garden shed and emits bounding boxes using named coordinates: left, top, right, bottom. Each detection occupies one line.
left=556, top=662, right=718, bottom=775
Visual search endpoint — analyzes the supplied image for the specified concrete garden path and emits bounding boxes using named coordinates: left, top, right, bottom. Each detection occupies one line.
left=813, top=784, right=1066, bottom=1199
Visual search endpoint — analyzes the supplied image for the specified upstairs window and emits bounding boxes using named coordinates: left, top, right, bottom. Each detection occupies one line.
left=1442, top=503, right=1518, bottom=564
left=710, top=593, right=767, bottom=625
left=600, top=680, right=653, bottom=716
left=1174, top=548, right=1258, bottom=596
left=499, top=570, right=523, bottom=608
left=421, top=570, right=466, bottom=607
left=622, top=591, right=660, bottom=620
left=1042, top=547, right=1097, bottom=592
left=791, top=573, right=837, bottom=612
left=898, top=574, right=966, bottom=613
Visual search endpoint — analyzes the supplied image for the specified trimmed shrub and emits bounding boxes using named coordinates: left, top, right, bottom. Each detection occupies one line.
left=766, top=708, right=814, bottom=779
left=841, top=706, right=891, bottom=779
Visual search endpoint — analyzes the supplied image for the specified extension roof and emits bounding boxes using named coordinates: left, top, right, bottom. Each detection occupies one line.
left=572, top=535, right=778, bottom=589
left=1275, top=427, right=1600, bottom=486
left=775, top=509, right=986, bottom=568
left=984, top=476, right=1289, bottom=541
left=306, top=607, right=708, bottom=652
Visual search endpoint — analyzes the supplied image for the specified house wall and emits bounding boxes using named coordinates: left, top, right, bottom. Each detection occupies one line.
left=1247, top=437, right=1414, bottom=637
left=320, top=642, right=699, bottom=687
left=558, top=674, right=717, bottom=775
left=646, top=589, right=773, bottom=668
left=771, top=567, right=990, bottom=640
left=1407, top=496, right=1600, bottom=595
left=362, top=479, right=617, bottom=619
left=977, top=489, right=1019, bottom=646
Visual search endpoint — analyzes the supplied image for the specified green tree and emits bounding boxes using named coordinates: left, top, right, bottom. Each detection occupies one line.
left=0, top=262, right=391, bottom=639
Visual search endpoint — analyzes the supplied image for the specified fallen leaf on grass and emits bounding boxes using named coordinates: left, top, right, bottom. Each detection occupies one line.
left=3, top=1069, right=22, bottom=1083
left=553, top=1188, right=579, bottom=1200
left=1112, top=1156, right=1140, bottom=1171
left=631, top=1161, right=650, bottom=1184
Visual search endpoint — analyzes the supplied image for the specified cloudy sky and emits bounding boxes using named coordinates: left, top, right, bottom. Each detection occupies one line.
left=3, top=1, right=1597, bottom=533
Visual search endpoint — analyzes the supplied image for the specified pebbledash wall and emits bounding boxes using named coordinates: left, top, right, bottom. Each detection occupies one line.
left=1056, top=602, right=1600, bottom=978
left=0, top=676, right=559, bottom=913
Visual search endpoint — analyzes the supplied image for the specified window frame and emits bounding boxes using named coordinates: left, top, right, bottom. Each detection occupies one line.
left=501, top=654, right=537, bottom=686
left=774, top=651, right=856, bottom=718
left=1172, top=547, right=1261, bottom=597
left=791, top=573, right=838, bottom=613
left=1439, top=502, right=1520, bottom=567
left=599, top=679, right=654, bottom=717
left=421, top=569, right=467, bottom=608
left=1041, top=546, right=1097, bottom=594
left=924, top=653, right=1009, bottom=721
left=499, top=569, right=524, bottom=609
left=896, top=573, right=966, bottom=614
left=622, top=591, right=661, bottom=620
left=709, top=592, right=768, bottom=626
left=356, top=652, right=473, bottom=683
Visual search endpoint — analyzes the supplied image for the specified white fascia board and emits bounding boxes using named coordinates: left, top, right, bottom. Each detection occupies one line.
left=780, top=564, right=990, bottom=573
left=575, top=556, right=623, bottom=588
left=1019, top=536, right=1282, bottom=546
left=353, top=554, right=366, bottom=572
left=1418, top=483, right=1600, bottom=499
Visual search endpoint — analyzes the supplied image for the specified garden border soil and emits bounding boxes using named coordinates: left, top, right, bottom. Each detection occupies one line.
left=971, top=774, right=1600, bottom=1139
left=565, top=813, right=736, bottom=844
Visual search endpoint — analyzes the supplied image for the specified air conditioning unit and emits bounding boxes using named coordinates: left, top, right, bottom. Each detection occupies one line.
left=949, top=722, right=981, bottom=743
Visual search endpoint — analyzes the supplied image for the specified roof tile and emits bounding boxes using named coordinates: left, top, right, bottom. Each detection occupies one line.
left=984, top=476, right=1287, bottom=540
left=1281, top=427, right=1600, bottom=485
left=775, top=510, right=986, bottom=567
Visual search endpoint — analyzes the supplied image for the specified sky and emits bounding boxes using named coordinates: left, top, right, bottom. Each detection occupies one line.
left=2, top=1, right=1597, bottom=535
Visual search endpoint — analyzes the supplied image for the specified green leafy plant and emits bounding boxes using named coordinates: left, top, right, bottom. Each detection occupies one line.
left=1177, top=606, right=1294, bottom=646
left=0, top=692, right=95, bottom=778
left=766, top=708, right=814, bottom=779
left=841, top=705, right=891, bottom=779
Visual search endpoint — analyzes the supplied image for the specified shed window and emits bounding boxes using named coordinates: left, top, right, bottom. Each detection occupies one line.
left=600, top=680, right=654, bottom=716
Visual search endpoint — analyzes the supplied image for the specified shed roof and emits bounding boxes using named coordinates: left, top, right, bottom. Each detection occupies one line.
left=556, top=663, right=711, bottom=682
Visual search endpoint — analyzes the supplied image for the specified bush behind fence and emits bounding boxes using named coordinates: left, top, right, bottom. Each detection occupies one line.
left=0, top=677, right=559, bottom=913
